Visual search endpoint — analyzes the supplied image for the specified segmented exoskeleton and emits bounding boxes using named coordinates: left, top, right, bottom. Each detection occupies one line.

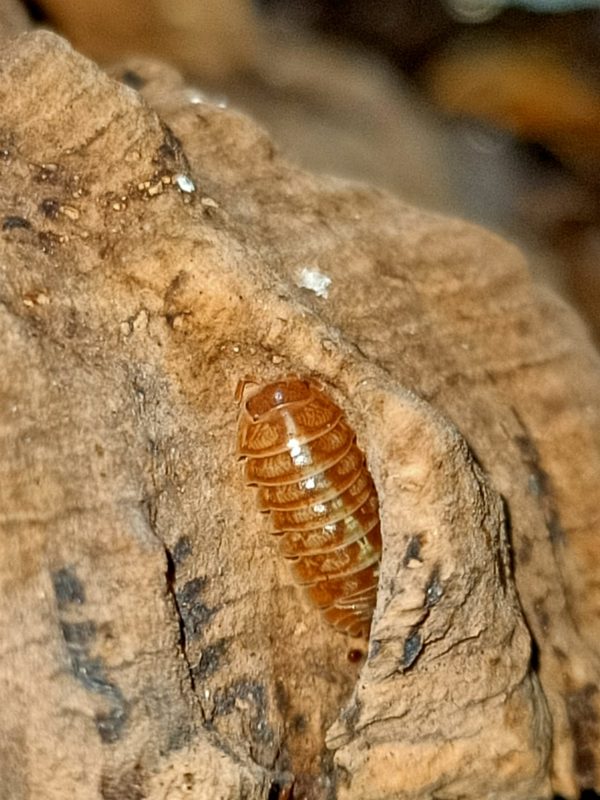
left=236, top=377, right=381, bottom=638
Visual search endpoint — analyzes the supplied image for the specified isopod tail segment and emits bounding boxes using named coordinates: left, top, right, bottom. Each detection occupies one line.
left=236, top=375, right=382, bottom=640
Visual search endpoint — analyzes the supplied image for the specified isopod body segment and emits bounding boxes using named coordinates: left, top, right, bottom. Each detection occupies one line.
left=236, top=377, right=381, bottom=638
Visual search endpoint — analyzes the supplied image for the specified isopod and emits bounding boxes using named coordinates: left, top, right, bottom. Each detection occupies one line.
left=236, top=376, right=381, bottom=639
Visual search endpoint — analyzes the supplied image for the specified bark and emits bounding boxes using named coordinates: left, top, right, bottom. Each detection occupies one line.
left=1, top=29, right=600, bottom=800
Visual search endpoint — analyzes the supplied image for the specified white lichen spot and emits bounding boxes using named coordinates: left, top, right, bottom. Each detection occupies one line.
left=303, top=476, right=316, bottom=490
left=312, top=503, right=327, bottom=515
left=297, top=267, right=332, bottom=298
left=174, top=174, right=196, bottom=193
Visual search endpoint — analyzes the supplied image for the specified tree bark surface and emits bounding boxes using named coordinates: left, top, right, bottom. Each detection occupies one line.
left=1, top=30, right=600, bottom=800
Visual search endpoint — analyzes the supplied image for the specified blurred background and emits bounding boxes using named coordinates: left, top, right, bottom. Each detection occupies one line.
left=24, top=0, right=600, bottom=345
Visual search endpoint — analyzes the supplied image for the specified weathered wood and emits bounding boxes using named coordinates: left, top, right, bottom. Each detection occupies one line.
left=1, top=30, right=599, bottom=800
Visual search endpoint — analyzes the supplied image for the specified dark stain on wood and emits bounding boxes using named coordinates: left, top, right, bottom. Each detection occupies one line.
left=176, top=577, right=218, bottom=640
left=513, top=413, right=565, bottom=546
left=566, top=683, right=599, bottom=788
left=51, top=566, right=85, bottom=608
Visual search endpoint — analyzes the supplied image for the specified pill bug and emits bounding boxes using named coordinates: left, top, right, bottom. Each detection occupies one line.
left=236, top=376, right=381, bottom=639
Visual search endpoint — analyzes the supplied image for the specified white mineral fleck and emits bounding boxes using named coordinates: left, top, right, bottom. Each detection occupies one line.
left=174, top=174, right=196, bottom=193
left=297, top=267, right=332, bottom=298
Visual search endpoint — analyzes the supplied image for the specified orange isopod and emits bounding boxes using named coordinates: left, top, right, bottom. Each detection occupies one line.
left=236, top=377, right=381, bottom=639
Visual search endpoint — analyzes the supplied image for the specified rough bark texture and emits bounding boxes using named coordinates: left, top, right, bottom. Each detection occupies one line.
left=1, top=29, right=600, bottom=800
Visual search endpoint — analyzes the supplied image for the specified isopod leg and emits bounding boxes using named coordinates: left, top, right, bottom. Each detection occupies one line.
left=305, top=563, right=379, bottom=609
